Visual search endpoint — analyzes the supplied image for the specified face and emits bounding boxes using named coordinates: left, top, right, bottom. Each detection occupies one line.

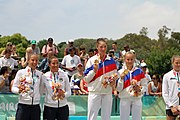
left=152, top=75, right=158, bottom=83
left=4, top=71, right=10, bottom=78
left=172, top=58, right=180, bottom=72
left=77, top=65, right=84, bottom=72
left=88, top=52, right=94, bottom=57
left=28, top=55, right=39, bottom=70
left=49, top=58, right=59, bottom=72
left=48, top=41, right=53, bottom=46
left=112, top=44, right=117, bottom=49
left=97, top=41, right=107, bottom=55
left=125, top=53, right=135, bottom=68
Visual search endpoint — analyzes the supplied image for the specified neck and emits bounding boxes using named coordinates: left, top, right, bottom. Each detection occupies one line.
left=126, top=65, right=133, bottom=70
left=99, top=54, right=106, bottom=60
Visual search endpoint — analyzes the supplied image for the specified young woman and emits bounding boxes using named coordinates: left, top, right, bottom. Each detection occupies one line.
left=0, top=66, right=10, bottom=92
left=116, top=51, right=147, bottom=120
left=148, top=74, right=162, bottom=96
left=84, top=38, right=118, bottom=120
left=162, top=55, right=180, bottom=120
left=43, top=56, right=71, bottom=120
left=12, top=54, right=45, bottom=120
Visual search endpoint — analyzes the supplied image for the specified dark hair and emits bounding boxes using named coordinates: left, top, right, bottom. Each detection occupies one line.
left=48, top=38, right=53, bottom=42
left=88, top=49, right=94, bottom=53
left=4, top=48, right=12, bottom=54
left=112, top=42, right=117, bottom=45
left=0, top=66, right=9, bottom=75
left=96, top=38, right=108, bottom=45
left=48, top=56, right=58, bottom=64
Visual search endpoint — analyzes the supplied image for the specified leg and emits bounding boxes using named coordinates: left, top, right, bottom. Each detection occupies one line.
left=43, top=105, right=56, bottom=120
left=88, top=93, right=101, bottom=120
left=120, top=98, right=131, bottom=120
left=15, top=103, right=30, bottom=120
left=131, top=98, right=142, bottom=120
left=30, top=105, right=41, bottom=120
left=101, top=94, right=112, bottom=120
left=57, top=105, right=69, bottom=120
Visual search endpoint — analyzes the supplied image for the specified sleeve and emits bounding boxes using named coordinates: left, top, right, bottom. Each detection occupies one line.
left=61, top=56, right=66, bottom=66
left=0, top=58, right=3, bottom=68
left=11, top=70, right=21, bottom=94
left=64, top=73, right=71, bottom=98
left=162, top=74, right=173, bottom=108
left=116, top=70, right=124, bottom=92
left=84, top=59, right=96, bottom=83
left=140, top=77, right=147, bottom=94
left=39, top=73, right=46, bottom=95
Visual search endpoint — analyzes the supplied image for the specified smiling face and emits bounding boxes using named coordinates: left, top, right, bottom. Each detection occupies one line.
left=96, top=38, right=107, bottom=57
left=49, top=57, right=59, bottom=73
left=28, top=54, right=39, bottom=70
left=172, top=57, right=180, bottom=72
left=124, top=52, right=135, bottom=69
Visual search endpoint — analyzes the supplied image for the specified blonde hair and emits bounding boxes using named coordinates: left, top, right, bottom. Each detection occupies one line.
left=124, top=51, right=136, bottom=59
left=171, top=55, right=180, bottom=63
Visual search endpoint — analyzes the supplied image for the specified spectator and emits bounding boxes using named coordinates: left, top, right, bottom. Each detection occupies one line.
left=140, top=59, right=149, bottom=74
left=41, top=38, right=58, bottom=57
left=108, top=49, right=120, bottom=70
left=64, top=39, right=79, bottom=56
left=20, top=47, right=33, bottom=68
left=121, top=44, right=135, bottom=56
left=0, top=66, right=10, bottom=92
left=80, top=78, right=88, bottom=95
left=28, top=40, right=40, bottom=55
left=148, top=74, right=162, bottom=96
left=79, top=46, right=88, bottom=67
left=61, top=47, right=81, bottom=80
left=0, top=49, right=18, bottom=70
left=1, top=42, right=13, bottom=56
left=11, top=44, right=19, bottom=60
left=84, top=49, right=94, bottom=67
left=70, top=63, right=84, bottom=95
left=140, top=62, right=151, bottom=95
left=38, top=49, right=54, bottom=73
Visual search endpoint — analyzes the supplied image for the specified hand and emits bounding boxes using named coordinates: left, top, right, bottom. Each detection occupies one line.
left=133, top=84, right=141, bottom=93
left=93, top=63, right=98, bottom=73
left=171, top=106, right=179, bottom=115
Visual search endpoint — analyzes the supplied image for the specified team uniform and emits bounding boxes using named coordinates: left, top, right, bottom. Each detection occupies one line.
left=43, top=69, right=71, bottom=120
left=116, top=65, right=146, bottom=120
left=12, top=66, right=45, bottom=120
left=84, top=54, right=117, bottom=120
left=162, top=70, right=180, bottom=117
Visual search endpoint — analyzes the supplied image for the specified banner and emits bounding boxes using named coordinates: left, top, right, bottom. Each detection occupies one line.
left=0, top=93, right=166, bottom=117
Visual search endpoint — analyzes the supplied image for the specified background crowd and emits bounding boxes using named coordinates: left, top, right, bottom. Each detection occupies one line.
left=0, top=38, right=162, bottom=97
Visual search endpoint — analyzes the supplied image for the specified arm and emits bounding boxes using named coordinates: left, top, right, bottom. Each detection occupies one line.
left=11, top=70, right=21, bottom=94
left=64, top=73, right=71, bottom=98
left=80, top=79, right=88, bottom=94
left=148, top=82, right=155, bottom=96
left=0, top=79, right=5, bottom=89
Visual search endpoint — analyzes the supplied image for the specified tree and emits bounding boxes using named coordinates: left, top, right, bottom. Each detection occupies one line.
left=139, top=27, right=148, bottom=36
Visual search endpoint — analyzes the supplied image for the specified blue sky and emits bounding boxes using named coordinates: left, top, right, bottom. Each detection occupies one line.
left=0, top=0, right=180, bottom=44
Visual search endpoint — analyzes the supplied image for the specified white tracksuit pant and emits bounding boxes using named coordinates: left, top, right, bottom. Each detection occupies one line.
left=120, top=98, right=142, bottom=120
left=88, top=93, right=112, bottom=120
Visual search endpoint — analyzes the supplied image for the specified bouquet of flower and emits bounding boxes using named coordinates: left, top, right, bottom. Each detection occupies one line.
left=129, top=79, right=142, bottom=97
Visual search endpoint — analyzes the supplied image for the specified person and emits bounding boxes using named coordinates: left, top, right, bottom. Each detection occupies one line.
left=121, top=44, right=135, bottom=56
left=108, top=49, right=121, bottom=70
left=148, top=74, right=162, bottom=96
left=20, top=47, right=33, bottom=68
left=70, top=63, right=84, bottom=95
left=38, top=49, right=54, bottom=73
left=84, top=49, right=94, bottom=68
left=116, top=51, right=147, bottom=120
left=27, top=40, right=40, bottom=55
left=43, top=56, right=71, bottom=120
left=84, top=38, right=118, bottom=120
left=61, top=47, right=81, bottom=80
left=41, top=38, right=58, bottom=57
left=1, top=42, right=13, bottom=56
left=11, top=54, right=46, bottom=120
left=162, top=55, right=180, bottom=120
left=80, top=78, right=88, bottom=95
left=0, top=66, right=10, bottom=92
left=0, top=48, right=18, bottom=70
left=64, top=39, right=79, bottom=56
left=11, top=44, right=19, bottom=60
left=79, top=46, right=88, bottom=67
left=140, top=62, right=151, bottom=95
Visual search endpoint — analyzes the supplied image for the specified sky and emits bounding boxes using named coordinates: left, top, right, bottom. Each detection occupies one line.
left=0, top=0, right=180, bottom=44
